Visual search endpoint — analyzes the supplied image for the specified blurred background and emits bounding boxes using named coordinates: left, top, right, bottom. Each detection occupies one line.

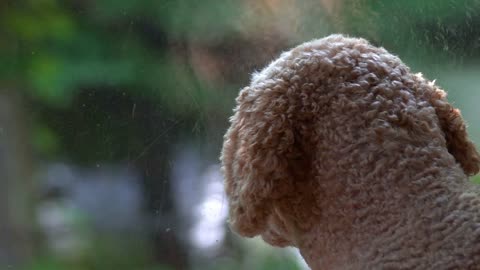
left=1, top=0, right=479, bottom=269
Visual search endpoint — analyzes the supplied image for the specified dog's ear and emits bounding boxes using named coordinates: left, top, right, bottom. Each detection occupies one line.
left=431, top=88, right=480, bottom=176
left=221, top=86, right=295, bottom=239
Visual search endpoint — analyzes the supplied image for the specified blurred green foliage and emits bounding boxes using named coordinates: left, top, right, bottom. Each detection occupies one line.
left=1, top=0, right=235, bottom=107
left=1, top=0, right=479, bottom=160
left=341, top=0, right=480, bottom=65
left=0, top=0, right=239, bottom=163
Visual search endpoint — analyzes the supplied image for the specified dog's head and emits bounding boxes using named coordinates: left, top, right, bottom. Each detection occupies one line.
left=220, top=34, right=480, bottom=247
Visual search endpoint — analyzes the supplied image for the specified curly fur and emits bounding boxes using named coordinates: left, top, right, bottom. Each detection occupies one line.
left=220, top=34, right=480, bottom=269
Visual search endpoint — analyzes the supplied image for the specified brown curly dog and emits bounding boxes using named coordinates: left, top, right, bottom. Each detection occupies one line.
left=221, top=34, right=480, bottom=269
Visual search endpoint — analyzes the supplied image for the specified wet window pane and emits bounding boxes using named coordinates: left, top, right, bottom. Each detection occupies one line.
left=1, top=1, right=479, bottom=269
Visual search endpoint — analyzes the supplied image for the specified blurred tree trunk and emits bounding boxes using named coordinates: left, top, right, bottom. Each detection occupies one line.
left=131, top=99, right=189, bottom=270
left=0, top=91, right=35, bottom=267
left=137, top=149, right=188, bottom=270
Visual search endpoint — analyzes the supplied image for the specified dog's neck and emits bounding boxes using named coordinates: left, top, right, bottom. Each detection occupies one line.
left=290, top=150, right=480, bottom=270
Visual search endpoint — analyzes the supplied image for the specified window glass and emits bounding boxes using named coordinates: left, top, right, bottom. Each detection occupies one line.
left=1, top=1, right=479, bottom=269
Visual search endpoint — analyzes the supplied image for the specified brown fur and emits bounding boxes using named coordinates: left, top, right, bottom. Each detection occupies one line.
left=221, top=34, right=480, bottom=269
